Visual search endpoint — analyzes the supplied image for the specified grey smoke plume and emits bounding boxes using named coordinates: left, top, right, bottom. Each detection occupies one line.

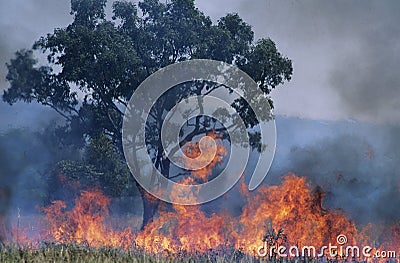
left=331, top=22, right=400, bottom=124
left=269, top=117, right=400, bottom=225
left=198, top=0, right=400, bottom=123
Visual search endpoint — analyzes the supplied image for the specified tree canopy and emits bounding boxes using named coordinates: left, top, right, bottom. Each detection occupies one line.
left=4, top=0, right=292, bottom=147
left=3, top=0, right=293, bottom=225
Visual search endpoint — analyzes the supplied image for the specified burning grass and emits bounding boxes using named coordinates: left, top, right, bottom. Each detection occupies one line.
left=42, top=189, right=135, bottom=249
left=4, top=174, right=398, bottom=262
left=2, top=134, right=399, bottom=262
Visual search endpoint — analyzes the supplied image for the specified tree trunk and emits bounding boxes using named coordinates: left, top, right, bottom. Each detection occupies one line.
left=137, top=184, right=160, bottom=230
left=137, top=148, right=171, bottom=230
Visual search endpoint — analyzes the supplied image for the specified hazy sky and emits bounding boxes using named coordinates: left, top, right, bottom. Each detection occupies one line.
left=1, top=0, right=399, bottom=126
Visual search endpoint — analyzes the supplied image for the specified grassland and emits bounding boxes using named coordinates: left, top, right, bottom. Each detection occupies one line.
left=0, top=244, right=263, bottom=263
left=2, top=244, right=395, bottom=263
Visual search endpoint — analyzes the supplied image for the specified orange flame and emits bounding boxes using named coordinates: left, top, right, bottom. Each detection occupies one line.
left=43, top=189, right=134, bottom=249
left=180, top=132, right=227, bottom=182
left=11, top=132, right=400, bottom=261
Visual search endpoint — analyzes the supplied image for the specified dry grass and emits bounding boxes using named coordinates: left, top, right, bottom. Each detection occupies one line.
left=0, top=244, right=261, bottom=263
left=1, top=244, right=385, bottom=263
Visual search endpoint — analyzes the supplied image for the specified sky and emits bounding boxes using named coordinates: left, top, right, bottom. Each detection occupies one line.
left=1, top=0, right=400, bottom=128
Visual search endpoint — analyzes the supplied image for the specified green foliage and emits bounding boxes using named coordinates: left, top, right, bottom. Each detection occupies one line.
left=240, top=39, right=293, bottom=93
left=4, top=50, right=78, bottom=119
left=84, top=135, right=132, bottom=197
left=71, top=0, right=107, bottom=26
left=46, top=135, right=134, bottom=200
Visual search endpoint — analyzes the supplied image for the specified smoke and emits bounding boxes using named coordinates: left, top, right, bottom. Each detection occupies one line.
left=198, top=0, right=400, bottom=124
left=330, top=21, right=400, bottom=124
left=200, top=115, right=400, bottom=227
left=0, top=0, right=71, bottom=91
left=0, top=124, right=80, bottom=242
left=269, top=116, right=400, bottom=225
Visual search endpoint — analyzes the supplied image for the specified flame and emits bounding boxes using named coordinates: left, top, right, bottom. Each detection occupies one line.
left=10, top=132, right=400, bottom=260
left=180, top=132, right=227, bottom=182
left=42, top=189, right=134, bottom=249
left=135, top=132, right=232, bottom=254
left=236, top=174, right=367, bottom=255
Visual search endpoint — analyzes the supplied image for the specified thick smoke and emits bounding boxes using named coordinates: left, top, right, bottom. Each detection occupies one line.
left=328, top=2, right=400, bottom=124
left=270, top=117, right=400, bottom=225
left=2, top=0, right=400, bottom=122
left=213, top=0, right=400, bottom=224
left=209, top=0, right=400, bottom=123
